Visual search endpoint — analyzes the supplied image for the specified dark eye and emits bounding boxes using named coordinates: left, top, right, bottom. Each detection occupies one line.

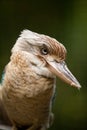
left=41, top=47, right=49, bottom=55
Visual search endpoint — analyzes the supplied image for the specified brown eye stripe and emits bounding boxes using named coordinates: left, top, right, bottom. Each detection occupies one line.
left=44, top=36, right=66, bottom=60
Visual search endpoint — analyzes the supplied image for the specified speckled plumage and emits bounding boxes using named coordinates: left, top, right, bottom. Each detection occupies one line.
left=0, top=30, right=81, bottom=130
left=1, top=53, right=55, bottom=130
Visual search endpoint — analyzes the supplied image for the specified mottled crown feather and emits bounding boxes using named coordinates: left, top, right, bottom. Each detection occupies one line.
left=12, top=29, right=66, bottom=60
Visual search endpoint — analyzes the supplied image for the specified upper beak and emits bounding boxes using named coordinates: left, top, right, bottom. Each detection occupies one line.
left=47, top=61, right=81, bottom=89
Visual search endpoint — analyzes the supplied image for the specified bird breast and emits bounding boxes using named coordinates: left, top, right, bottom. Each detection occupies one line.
left=2, top=51, right=55, bottom=125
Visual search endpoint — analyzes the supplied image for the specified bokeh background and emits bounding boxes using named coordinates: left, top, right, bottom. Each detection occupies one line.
left=0, top=0, right=87, bottom=129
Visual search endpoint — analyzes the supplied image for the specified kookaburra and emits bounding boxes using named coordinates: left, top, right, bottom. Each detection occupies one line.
left=0, top=30, right=81, bottom=130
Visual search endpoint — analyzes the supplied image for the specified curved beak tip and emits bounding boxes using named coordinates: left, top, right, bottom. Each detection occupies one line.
left=71, top=82, right=81, bottom=90
left=47, top=61, right=81, bottom=90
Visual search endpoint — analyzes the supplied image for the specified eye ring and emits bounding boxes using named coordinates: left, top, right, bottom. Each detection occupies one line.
left=41, top=47, right=49, bottom=55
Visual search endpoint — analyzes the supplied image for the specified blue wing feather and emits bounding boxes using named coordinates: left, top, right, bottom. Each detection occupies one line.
left=0, top=71, right=5, bottom=85
left=0, top=71, right=5, bottom=84
left=0, top=66, right=6, bottom=85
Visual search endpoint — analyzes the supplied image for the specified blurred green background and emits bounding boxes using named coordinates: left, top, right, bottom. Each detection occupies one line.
left=0, top=0, right=87, bottom=129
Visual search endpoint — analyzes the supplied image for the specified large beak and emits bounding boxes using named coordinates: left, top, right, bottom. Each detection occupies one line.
left=47, top=61, right=81, bottom=89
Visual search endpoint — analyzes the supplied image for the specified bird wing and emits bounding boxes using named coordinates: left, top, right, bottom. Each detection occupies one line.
left=0, top=66, right=12, bottom=129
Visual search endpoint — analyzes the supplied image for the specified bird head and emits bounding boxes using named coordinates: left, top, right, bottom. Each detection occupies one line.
left=12, top=30, right=81, bottom=89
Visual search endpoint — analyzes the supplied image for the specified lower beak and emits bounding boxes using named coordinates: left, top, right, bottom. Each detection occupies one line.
left=47, top=61, right=81, bottom=89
